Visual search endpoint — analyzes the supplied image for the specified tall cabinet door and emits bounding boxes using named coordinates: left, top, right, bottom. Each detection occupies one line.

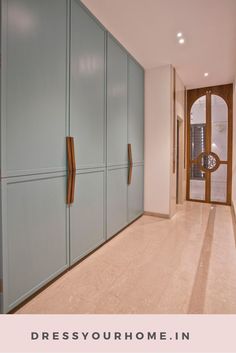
left=128, top=58, right=144, bottom=222
left=107, top=35, right=128, bottom=238
left=1, top=0, right=68, bottom=313
left=69, top=0, right=105, bottom=264
left=3, top=0, right=68, bottom=177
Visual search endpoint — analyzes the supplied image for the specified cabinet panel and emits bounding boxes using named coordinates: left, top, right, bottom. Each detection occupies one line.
left=0, top=0, right=145, bottom=314
left=70, top=1, right=105, bottom=169
left=107, top=35, right=128, bottom=166
left=128, top=58, right=144, bottom=163
left=128, top=165, right=144, bottom=222
left=107, top=168, right=127, bottom=239
left=5, top=176, right=68, bottom=311
left=5, top=0, right=67, bottom=176
left=70, top=170, right=105, bottom=264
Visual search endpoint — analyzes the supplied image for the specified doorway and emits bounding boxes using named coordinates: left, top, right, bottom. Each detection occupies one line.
left=186, top=84, right=233, bottom=205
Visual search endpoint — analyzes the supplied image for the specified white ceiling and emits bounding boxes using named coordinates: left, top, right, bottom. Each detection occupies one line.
left=81, top=0, right=236, bottom=89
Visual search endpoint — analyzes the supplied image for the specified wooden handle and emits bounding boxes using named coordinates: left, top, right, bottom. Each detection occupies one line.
left=70, top=137, right=76, bottom=172
left=128, top=143, right=133, bottom=185
left=66, top=136, right=76, bottom=204
left=70, top=137, right=76, bottom=203
left=66, top=137, right=73, bottom=204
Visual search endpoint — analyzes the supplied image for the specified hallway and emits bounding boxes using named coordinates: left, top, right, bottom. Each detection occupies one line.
left=16, top=202, right=236, bottom=314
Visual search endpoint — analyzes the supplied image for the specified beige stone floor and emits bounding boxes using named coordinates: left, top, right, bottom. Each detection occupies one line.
left=15, top=201, right=236, bottom=314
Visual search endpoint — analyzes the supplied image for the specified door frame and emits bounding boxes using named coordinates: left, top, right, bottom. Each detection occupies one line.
left=186, top=83, right=233, bottom=205
left=176, top=116, right=184, bottom=204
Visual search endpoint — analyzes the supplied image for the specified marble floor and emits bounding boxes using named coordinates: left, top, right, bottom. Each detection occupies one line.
left=15, top=201, right=236, bottom=314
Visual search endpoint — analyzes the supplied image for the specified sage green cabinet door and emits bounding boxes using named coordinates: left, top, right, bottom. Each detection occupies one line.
left=70, top=171, right=105, bottom=265
left=70, top=1, right=106, bottom=264
left=127, top=58, right=144, bottom=222
left=70, top=0, right=105, bottom=169
left=4, top=0, right=67, bottom=177
left=107, top=35, right=128, bottom=166
left=128, top=165, right=144, bottom=222
left=106, top=35, right=128, bottom=239
left=5, top=176, right=68, bottom=312
left=128, top=58, right=144, bottom=163
left=107, top=168, right=128, bottom=239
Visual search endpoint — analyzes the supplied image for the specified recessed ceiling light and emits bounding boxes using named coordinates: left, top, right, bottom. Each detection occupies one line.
left=178, top=38, right=185, bottom=44
left=204, top=72, right=209, bottom=77
left=177, top=32, right=182, bottom=38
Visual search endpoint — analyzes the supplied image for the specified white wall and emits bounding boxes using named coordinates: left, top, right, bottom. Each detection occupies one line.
left=144, top=65, right=185, bottom=217
left=144, top=65, right=172, bottom=216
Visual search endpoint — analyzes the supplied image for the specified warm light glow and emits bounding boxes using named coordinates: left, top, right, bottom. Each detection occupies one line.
left=177, top=32, right=182, bottom=38
left=178, top=38, right=185, bottom=44
left=204, top=72, right=209, bottom=77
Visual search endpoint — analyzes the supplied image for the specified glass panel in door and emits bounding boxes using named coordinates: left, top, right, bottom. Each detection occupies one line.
left=190, top=163, right=206, bottom=201
left=210, top=94, right=228, bottom=203
left=189, top=95, right=206, bottom=201
left=211, top=164, right=227, bottom=203
left=211, top=95, right=228, bottom=161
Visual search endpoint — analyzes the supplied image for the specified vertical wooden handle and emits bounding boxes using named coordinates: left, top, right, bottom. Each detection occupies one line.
left=66, top=137, right=73, bottom=204
left=70, top=137, right=76, bottom=204
left=128, top=143, right=133, bottom=185
left=66, top=136, right=76, bottom=205
left=70, top=137, right=76, bottom=172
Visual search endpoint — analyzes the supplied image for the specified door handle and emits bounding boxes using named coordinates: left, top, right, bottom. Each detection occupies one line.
left=128, top=143, right=133, bottom=185
left=66, top=136, right=76, bottom=204
left=70, top=137, right=76, bottom=204
left=66, top=136, right=73, bottom=204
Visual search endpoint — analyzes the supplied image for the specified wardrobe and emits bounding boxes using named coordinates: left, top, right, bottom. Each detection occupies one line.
left=0, top=0, right=144, bottom=313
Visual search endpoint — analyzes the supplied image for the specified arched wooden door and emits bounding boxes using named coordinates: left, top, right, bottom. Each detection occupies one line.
left=187, top=84, right=233, bottom=205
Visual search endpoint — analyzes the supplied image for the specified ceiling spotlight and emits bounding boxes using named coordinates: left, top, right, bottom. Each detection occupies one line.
left=178, top=38, right=185, bottom=44
left=204, top=72, right=209, bottom=77
left=177, top=32, right=182, bottom=37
